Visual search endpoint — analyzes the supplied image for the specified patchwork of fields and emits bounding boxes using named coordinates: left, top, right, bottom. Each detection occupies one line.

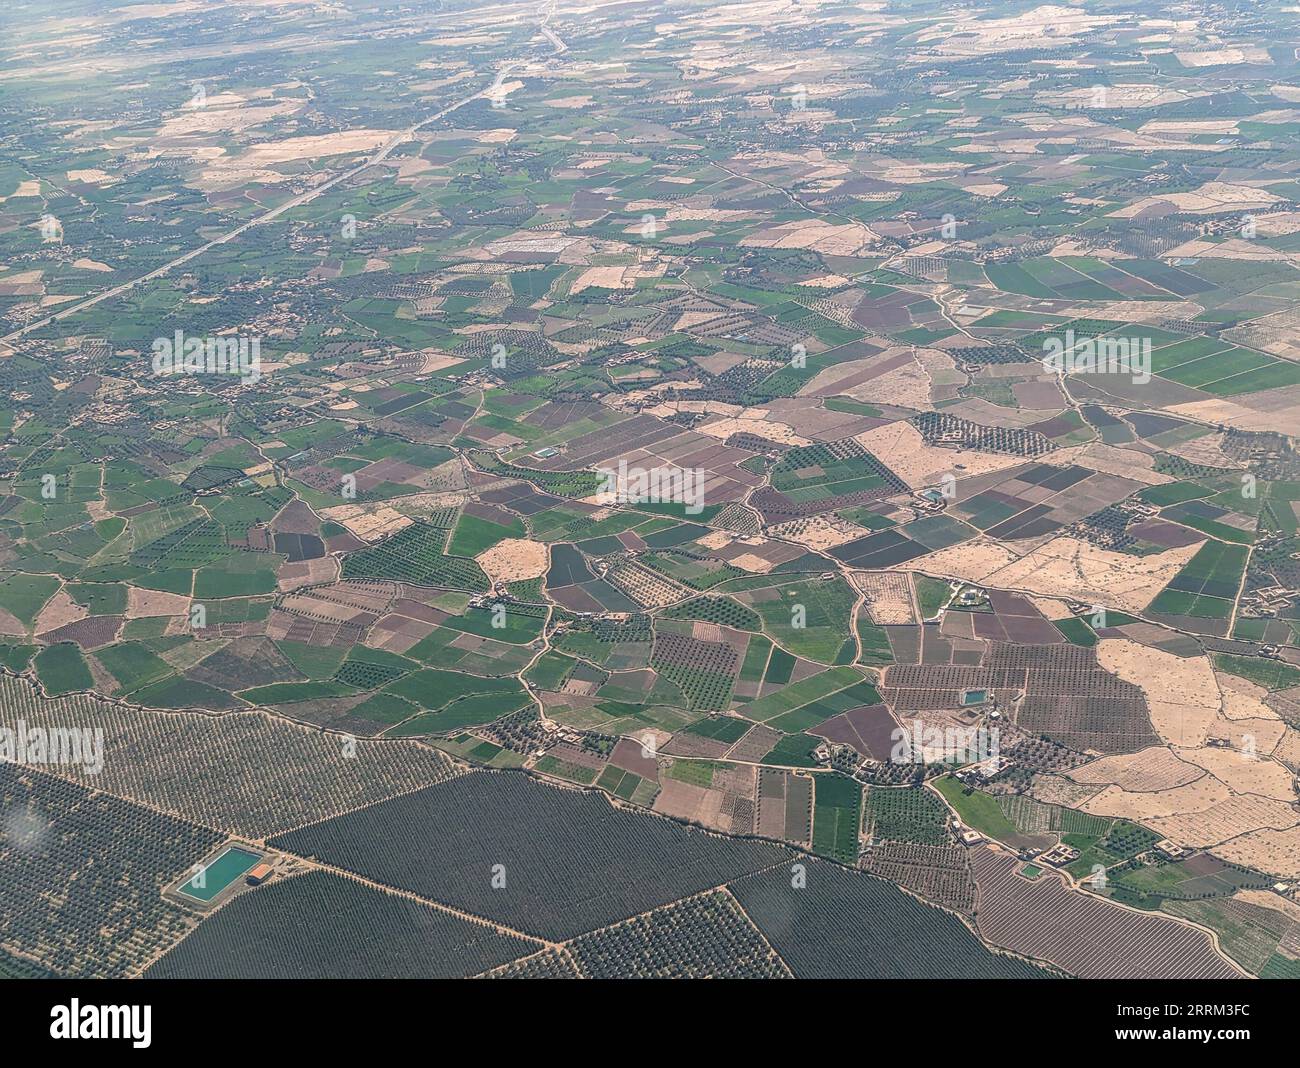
left=1, top=0, right=1299, bottom=980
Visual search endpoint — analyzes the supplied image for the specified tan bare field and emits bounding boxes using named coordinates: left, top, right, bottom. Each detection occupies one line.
left=740, top=219, right=880, bottom=256
left=729, top=550, right=779, bottom=574
left=1139, top=119, right=1241, bottom=135
left=1069, top=745, right=1206, bottom=792
left=918, top=4, right=1119, bottom=55
left=853, top=421, right=1024, bottom=489
left=1177, top=46, right=1271, bottom=68
left=798, top=273, right=852, bottom=288
left=126, top=586, right=190, bottom=617
left=983, top=536, right=1201, bottom=615
left=1096, top=639, right=1219, bottom=747
left=67, top=168, right=116, bottom=184
left=853, top=570, right=916, bottom=625
left=1165, top=237, right=1295, bottom=262
left=694, top=530, right=734, bottom=551
left=476, top=538, right=549, bottom=584
left=1273, top=728, right=1300, bottom=771
left=1151, top=794, right=1299, bottom=848
left=839, top=355, right=934, bottom=411
left=158, top=96, right=301, bottom=139
left=613, top=563, right=683, bottom=609
left=1089, top=300, right=1204, bottom=322
left=545, top=95, right=594, bottom=108
left=662, top=206, right=751, bottom=223
left=652, top=777, right=714, bottom=824
left=1168, top=396, right=1300, bottom=437
left=1047, top=83, right=1194, bottom=109
left=320, top=503, right=412, bottom=541
left=1080, top=775, right=1229, bottom=822
left=237, top=129, right=398, bottom=166
left=571, top=265, right=638, bottom=292
left=892, top=539, right=1020, bottom=583
left=1217, top=672, right=1282, bottom=720
left=1110, top=181, right=1282, bottom=219
left=1249, top=210, right=1300, bottom=236
left=34, top=589, right=87, bottom=634
left=0, top=605, right=27, bottom=637
left=1214, top=825, right=1300, bottom=879
left=1207, top=714, right=1286, bottom=755
left=769, top=514, right=861, bottom=551
left=1179, top=746, right=1298, bottom=803
left=1029, top=596, right=1076, bottom=618
left=693, top=412, right=811, bottom=447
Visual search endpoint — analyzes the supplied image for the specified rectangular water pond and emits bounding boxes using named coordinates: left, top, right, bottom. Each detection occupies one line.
left=178, top=846, right=262, bottom=903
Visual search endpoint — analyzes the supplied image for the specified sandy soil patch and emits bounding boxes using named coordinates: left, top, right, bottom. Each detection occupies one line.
left=693, top=412, right=811, bottom=447
left=729, top=551, right=779, bottom=574
left=839, top=355, right=935, bottom=411
left=853, top=571, right=915, bottom=625
left=1207, top=715, right=1286, bottom=758
left=1080, top=775, right=1229, bottom=822
left=982, top=536, right=1201, bottom=615
left=798, top=273, right=852, bottom=288
left=740, top=219, right=879, bottom=256
left=1179, top=746, right=1298, bottom=804
left=695, top=530, right=734, bottom=551
left=1110, top=181, right=1282, bottom=219
left=1218, top=672, right=1283, bottom=723
left=891, top=539, right=1021, bottom=584
left=1167, top=396, right=1300, bottom=437
left=1214, top=825, right=1300, bottom=879
left=571, top=265, right=645, bottom=292
left=320, top=504, right=412, bottom=542
left=126, top=587, right=190, bottom=617
left=34, top=589, right=86, bottom=634
left=768, top=514, right=861, bottom=551
left=1151, top=794, right=1299, bottom=848
left=853, top=421, right=1025, bottom=489
left=1069, top=745, right=1205, bottom=792
left=239, top=130, right=398, bottom=165
left=1096, top=639, right=1219, bottom=747
left=1176, top=46, right=1271, bottom=68
left=476, top=538, right=549, bottom=584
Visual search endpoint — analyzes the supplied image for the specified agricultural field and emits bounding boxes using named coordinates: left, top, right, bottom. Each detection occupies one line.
left=0, top=0, right=1296, bottom=983
left=148, top=870, right=537, bottom=979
